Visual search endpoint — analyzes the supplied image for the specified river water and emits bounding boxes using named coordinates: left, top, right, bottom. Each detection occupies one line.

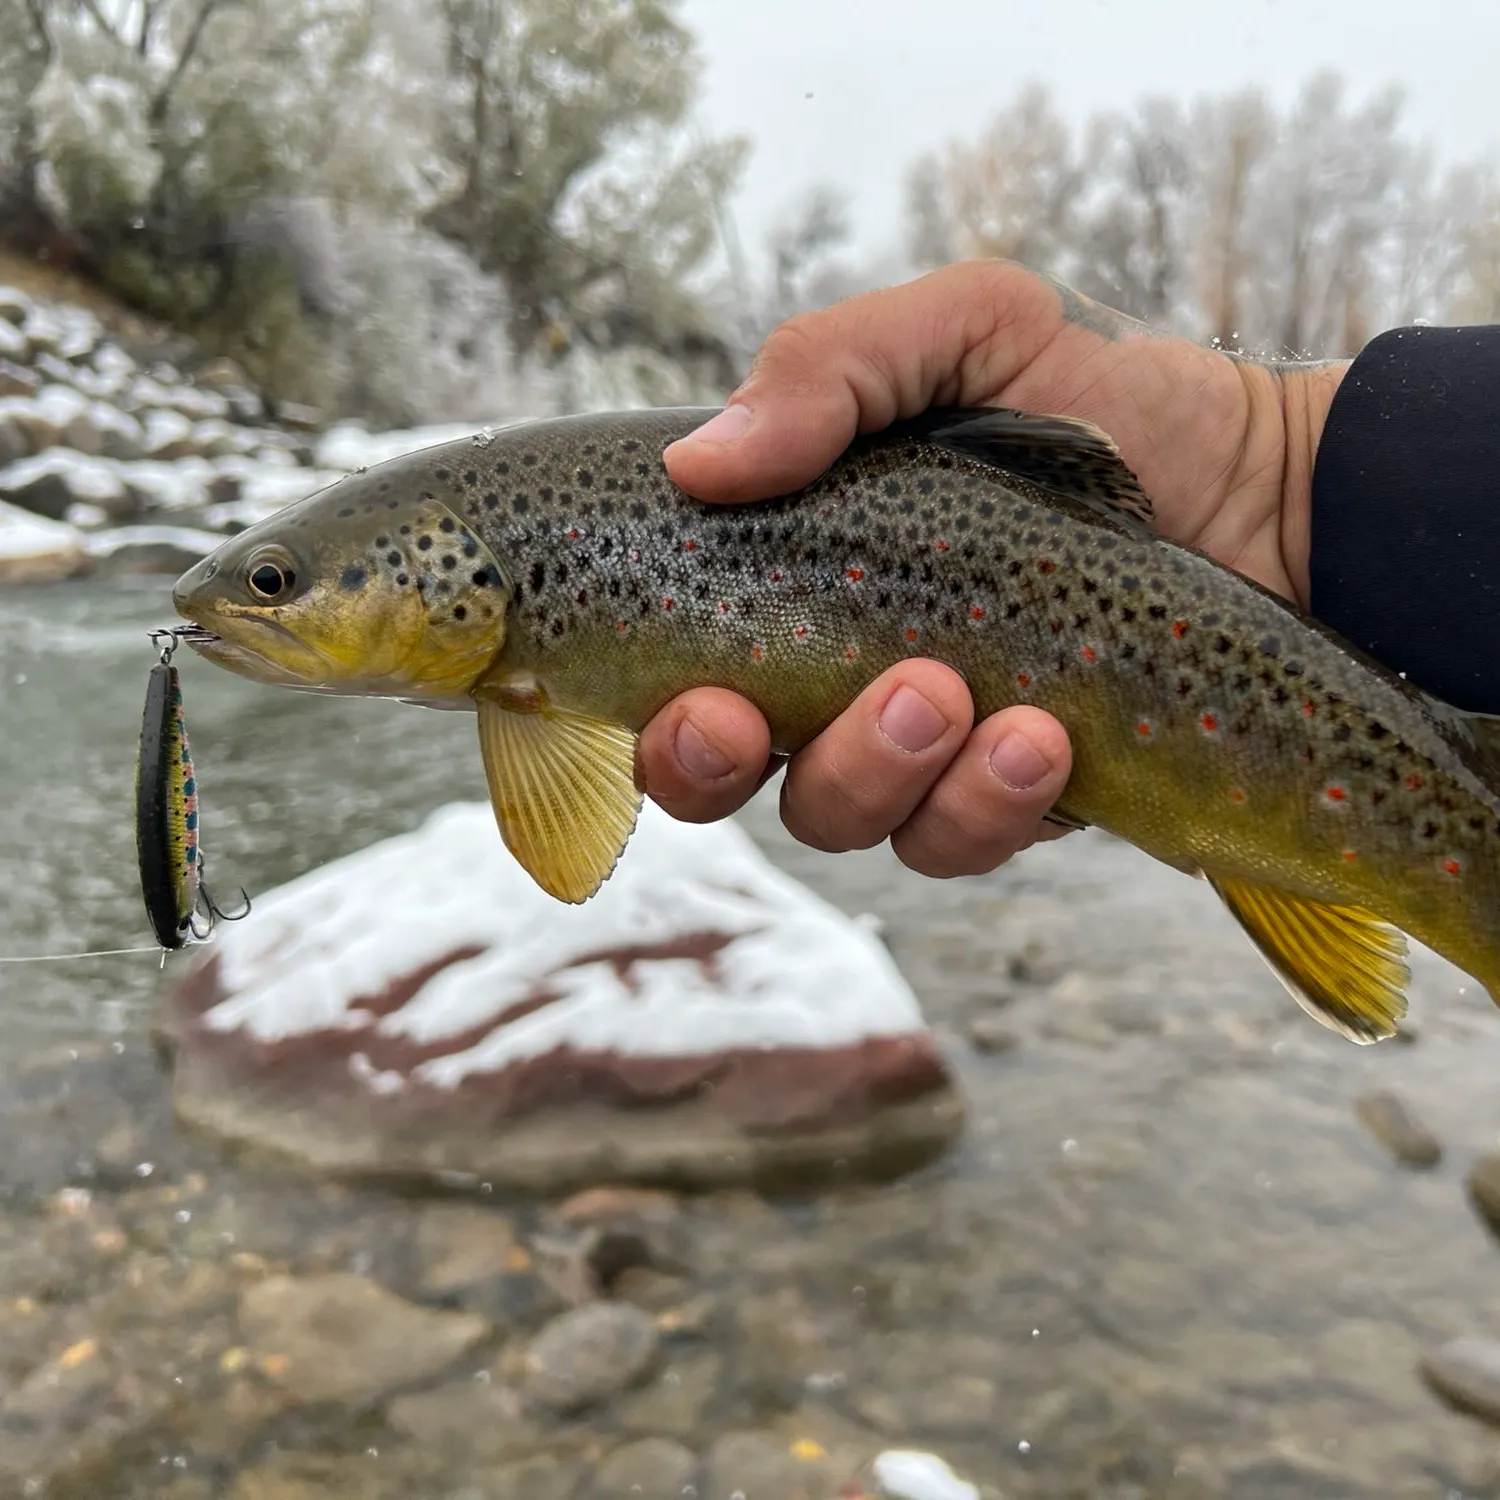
left=4, top=580, right=1500, bottom=1498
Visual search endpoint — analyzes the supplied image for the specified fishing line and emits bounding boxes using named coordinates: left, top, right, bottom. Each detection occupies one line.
left=0, top=944, right=168, bottom=964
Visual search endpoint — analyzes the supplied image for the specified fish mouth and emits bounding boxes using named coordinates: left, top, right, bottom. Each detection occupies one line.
left=177, top=615, right=336, bottom=688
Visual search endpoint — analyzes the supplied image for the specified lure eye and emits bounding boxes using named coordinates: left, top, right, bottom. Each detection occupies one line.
left=246, top=555, right=296, bottom=600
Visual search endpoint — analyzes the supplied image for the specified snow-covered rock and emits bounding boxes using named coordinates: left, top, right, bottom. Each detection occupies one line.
left=0, top=288, right=33, bottom=326
left=0, top=448, right=134, bottom=522
left=82, top=522, right=224, bottom=576
left=0, top=500, right=89, bottom=584
left=0, top=320, right=26, bottom=362
left=314, top=421, right=480, bottom=472
left=159, top=800, right=962, bottom=1193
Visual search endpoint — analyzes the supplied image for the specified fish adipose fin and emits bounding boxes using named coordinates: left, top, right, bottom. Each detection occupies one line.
left=476, top=698, right=642, bottom=904
left=1206, top=874, right=1409, bottom=1044
left=914, top=407, right=1157, bottom=532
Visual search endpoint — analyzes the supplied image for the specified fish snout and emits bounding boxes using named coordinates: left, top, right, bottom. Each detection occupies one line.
left=172, top=553, right=222, bottom=620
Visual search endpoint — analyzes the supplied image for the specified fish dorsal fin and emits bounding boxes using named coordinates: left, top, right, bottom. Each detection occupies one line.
left=1454, top=706, right=1500, bottom=779
left=915, top=406, right=1157, bottom=532
left=475, top=691, right=642, bottom=903
left=1206, top=874, right=1409, bottom=1044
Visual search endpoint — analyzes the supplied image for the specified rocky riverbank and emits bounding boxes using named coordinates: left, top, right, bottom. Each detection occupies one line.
left=0, top=278, right=477, bottom=585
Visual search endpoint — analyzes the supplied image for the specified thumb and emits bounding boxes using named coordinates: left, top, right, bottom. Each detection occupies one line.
left=663, top=259, right=1059, bottom=504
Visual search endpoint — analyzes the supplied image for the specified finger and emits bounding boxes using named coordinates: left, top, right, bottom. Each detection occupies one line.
left=662, top=260, right=1060, bottom=504
left=637, top=687, right=772, bottom=825
left=890, top=707, right=1074, bottom=878
left=779, top=661, right=974, bottom=853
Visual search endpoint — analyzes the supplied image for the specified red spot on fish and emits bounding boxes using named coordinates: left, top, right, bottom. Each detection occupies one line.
left=682, top=538, right=697, bottom=551
left=934, top=539, right=950, bottom=552
left=750, top=645, right=763, bottom=662
left=1199, top=712, right=1218, bottom=733
left=1301, top=699, right=1316, bottom=717
left=770, top=570, right=784, bottom=583
left=661, top=597, right=674, bottom=611
left=1172, top=620, right=1189, bottom=639
left=970, top=605, right=987, bottom=621
left=905, top=627, right=918, bottom=642
left=1444, top=857, right=1463, bottom=877
left=844, top=645, right=858, bottom=660
left=1228, top=787, right=1247, bottom=804
left=1017, top=673, right=1032, bottom=689
left=1037, top=559, right=1055, bottom=574
left=794, top=624, right=809, bottom=638
left=1136, top=720, right=1153, bottom=738
left=1323, top=784, right=1347, bottom=804
left=845, top=567, right=864, bottom=582
left=1404, top=773, right=1424, bottom=790
left=566, top=527, right=580, bottom=540
left=615, top=620, right=628, bottom=632
left=1049, top=618, right=1064, bottom=634
left=628, top=548, right=641, bottom=563
left=1080, top=643, right=1097, bottom=662
left=718, top=600, right=730, bottom=613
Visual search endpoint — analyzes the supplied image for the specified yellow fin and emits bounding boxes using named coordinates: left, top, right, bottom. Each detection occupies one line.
left=475, top=697, right=642, bottom=904
left=1207, top=875, right=1409, bottom=1045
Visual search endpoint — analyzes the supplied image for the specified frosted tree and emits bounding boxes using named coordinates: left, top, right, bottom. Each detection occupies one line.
left=423, top=0, right=747, bottom=370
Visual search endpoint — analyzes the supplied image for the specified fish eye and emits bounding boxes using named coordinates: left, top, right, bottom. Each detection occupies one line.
left=245, top=551, right=297, bottom=601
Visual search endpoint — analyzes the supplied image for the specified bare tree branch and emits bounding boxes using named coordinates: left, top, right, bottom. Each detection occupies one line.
left=149, top=0, right=224, bottom=125
left=21, top=0, right=52, bottom=58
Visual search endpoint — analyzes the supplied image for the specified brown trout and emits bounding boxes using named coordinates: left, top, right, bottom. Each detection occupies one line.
left=171, top=405, right=1500, bottom=1045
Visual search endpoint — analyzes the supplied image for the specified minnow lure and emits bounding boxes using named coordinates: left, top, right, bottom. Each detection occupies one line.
left=135, top=627, right=250, bottom=950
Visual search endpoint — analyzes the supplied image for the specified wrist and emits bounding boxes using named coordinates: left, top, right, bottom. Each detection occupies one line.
left=1269, top=359, right=1349, bottom=607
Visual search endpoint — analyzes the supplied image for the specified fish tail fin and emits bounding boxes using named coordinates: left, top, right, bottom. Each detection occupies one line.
left=1207, top=874, right=1409, bottom=1044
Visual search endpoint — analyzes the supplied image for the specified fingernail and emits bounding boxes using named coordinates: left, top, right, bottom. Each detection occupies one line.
left=684, top=403, right=752, bottom=445
left=989, top=730, right=1051, bottom=790
left=878, top=685, right=949, bottom=753
left=675, top=719, right=734, bottom=781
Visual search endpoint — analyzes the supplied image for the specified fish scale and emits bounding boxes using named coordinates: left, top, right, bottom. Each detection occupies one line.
left=171, top=405, right=1500, bottom=1045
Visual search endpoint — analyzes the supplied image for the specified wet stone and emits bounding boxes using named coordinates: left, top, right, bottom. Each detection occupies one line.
left=616, top=1349, right=723, bottom=1438
left=590, top=1437, right=699, bottom=1498
left=525, top=1299, right=661, bottom=1413
left=1464, top=1154, right=1500, bottom=1239
left=1420, top=1334, right=1500, bottom=1425
left=238, top=1272, right=490, bottom=1407
left=476, top=1455, right=589, bottom=1500
left=705, top=1430, right=843, bottom=1500
left=414, top=1202, right=518, bottom=1298
left=386, top=1371, right=542, bottom=1465
left=1354, top=1090, right=1441, bottom=1168
left=967, top=1014, right=1020, bottom=1055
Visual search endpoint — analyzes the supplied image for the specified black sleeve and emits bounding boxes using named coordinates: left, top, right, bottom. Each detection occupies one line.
left=1308, top=324, right=1500, bottom=714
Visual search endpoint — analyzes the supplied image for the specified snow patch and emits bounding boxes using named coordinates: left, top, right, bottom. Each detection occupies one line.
left=315, top=422, right=480, bottom=473
left=0, top=500, right=84, bottom=559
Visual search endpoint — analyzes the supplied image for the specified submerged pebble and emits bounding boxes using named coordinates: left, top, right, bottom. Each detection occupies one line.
left=1354, top=1089, right=1442, bottom=1167
left=873, top=1449, right=980, bottom=1500
left=1420, top=1335, right=1500, bottom=1425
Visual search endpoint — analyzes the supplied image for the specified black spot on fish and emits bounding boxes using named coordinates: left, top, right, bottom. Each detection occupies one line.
left=1368, top=721, right=1389, bottom=741
left=631, top=502, right=648, bottom=521
left=417, top=535, right=432, bottom=551
left=1215, top=634, right=1232, bottom=654
left=463, top=469, right=478, bottom=486
left=513, top=494, right=530, bottom=515
left=529, top=562, right=545, bottom=593
left=396, top=572, right=408, bottom=586
left=1422, top=821, right=1439, bottom=839
left=399, top=525, right=411, bottom=535
left=1283, top=661, right=1304, bottom=677
left=387, top=550, right=401, bottom=566
left=435, top=468, right=451, bottom=481
left=338, top=507, right=355, bottom=518
left=552, top=618, right=565, bottom=636
left=463, top=538, right=478, bottom=558
left=472, top=569, right=489, bottom=586
left=339, top=564, right=367, bottom=590
left=1147, top=604, right=1167, bottom=620
left=439, top=517, right=455, bottom=534
left=454, top=605, right=467, bottom=621
left=577, top=469, right=593, bottom=488
left=442, top=555, right=457, bottom=571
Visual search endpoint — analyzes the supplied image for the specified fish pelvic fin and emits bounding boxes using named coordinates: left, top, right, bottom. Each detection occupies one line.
left=475, top=695, right=642, bottom=904
left=914, top=406, right=1156, bottom=532
left=1207, top=874, right=1409, bottom=1045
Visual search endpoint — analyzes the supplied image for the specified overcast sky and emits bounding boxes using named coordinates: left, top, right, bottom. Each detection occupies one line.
left=680, top=0, right=1500, bottom=261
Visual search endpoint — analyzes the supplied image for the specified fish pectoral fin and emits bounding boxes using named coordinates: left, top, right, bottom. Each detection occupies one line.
left=1207, top=875, right=1409, bottom=1045
left=475, top=697, right=642, bottom=904
left=918, top=406, right=1156, bottom=531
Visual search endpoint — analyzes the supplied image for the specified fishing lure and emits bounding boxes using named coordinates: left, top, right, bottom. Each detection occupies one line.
left=135, top=626, right=250, bottom=950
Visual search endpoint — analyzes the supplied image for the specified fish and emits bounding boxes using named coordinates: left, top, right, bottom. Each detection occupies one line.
left=170, top=404, right=1500, bottom=1045
left=135, top=629, right=250, bottom=950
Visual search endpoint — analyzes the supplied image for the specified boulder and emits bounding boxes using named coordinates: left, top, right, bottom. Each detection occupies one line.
left=0, top=361, right=39, bottom=399
left=0, top=449, right=134, bottom=523
left=159, top=801, right=963, bottom=1193
left=0, top=319, right=26, bottom=361
left=83, top=523, right=224, bottom=576
left=0, top=286, right=33, bottom=325
left=0, top=501, right=90, bottom=584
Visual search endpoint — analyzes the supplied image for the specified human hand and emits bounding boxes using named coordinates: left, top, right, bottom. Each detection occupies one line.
left=637, top=258, right=1349, bottom=877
